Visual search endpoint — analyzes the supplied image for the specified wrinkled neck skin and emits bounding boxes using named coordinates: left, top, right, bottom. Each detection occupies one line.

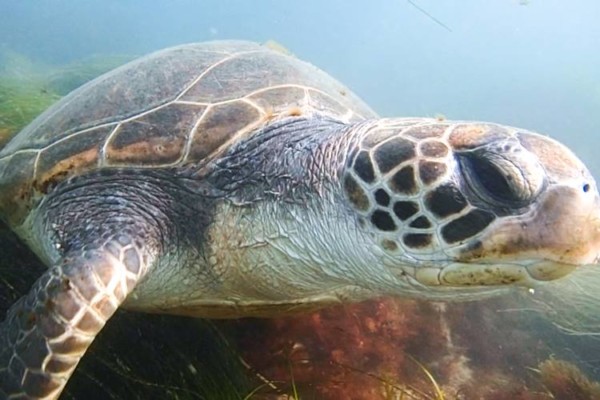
left=204, top=117, right=407, bottom=298
left=163, top=116, right=507, bottom=313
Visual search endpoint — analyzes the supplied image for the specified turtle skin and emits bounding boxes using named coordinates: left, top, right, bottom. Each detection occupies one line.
left=1, top=41, right=599, bottom=400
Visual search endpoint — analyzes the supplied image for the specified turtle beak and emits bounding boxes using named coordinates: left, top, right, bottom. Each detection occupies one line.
left=585, top=199, right=600, bottom=266
left=512, top=131, right=600, bottom=267
left=533, top=186, right=600, bottom=267
left=481, top=186, right=600, bottom=271
left=524, top=192, right=600, bottom=281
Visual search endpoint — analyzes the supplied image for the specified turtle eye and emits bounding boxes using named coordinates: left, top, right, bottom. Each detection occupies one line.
left=458, top=141, right=546, bottom=209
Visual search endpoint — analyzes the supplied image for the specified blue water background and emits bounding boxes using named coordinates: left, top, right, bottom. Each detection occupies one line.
left=1, top=0, right=598, bottom=173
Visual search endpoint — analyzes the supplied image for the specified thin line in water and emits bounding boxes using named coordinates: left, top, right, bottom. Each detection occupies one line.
left=406, top=0, right=453, bottom=32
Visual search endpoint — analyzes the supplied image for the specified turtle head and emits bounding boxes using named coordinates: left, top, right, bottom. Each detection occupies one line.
left=342, top=119, right=600, bottom=289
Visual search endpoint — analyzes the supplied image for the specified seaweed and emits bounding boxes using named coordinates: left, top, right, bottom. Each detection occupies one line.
left=0, top=48, right=132, bottom=147
left=0, top=77, right=60, bottom=146
left=45, top=54, right=133, bottom=95
left=538, top=359, right=600, bottom=400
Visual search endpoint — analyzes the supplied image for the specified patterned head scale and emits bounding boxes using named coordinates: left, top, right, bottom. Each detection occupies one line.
left=343, top=118, right=599, bottom=287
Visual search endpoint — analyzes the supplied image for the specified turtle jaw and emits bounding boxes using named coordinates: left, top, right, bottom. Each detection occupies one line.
left=412, top=185, right=600, bottom=289
left=463, top=186, right=600, bottom=268
left=397, top=182, right=600, bottom=289
left=401, top=260, right=577, bottom=288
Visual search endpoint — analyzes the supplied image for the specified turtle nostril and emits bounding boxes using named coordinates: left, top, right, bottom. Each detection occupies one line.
left=583, top=183, right=591, bottom=193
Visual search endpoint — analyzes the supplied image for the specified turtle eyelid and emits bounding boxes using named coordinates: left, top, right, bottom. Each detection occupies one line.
left=457, top=146, right=545, bottom=211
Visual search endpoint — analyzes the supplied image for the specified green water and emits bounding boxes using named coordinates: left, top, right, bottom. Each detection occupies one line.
left=1, top=2, right=600, bottom=399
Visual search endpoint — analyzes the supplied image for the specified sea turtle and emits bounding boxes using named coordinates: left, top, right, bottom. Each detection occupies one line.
left=0, top=40, right=599, bottom=399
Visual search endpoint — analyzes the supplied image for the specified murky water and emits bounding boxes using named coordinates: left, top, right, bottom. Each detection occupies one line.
left=1, top=1, right=600, bottom=399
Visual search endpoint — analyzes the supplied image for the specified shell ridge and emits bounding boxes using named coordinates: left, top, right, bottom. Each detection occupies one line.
left=99, top=123, right=122, bottom=165
left=173, top=100, right=211, bottom=106
left=0, top=40, right=378, bottom=226
left=180, top=105, right=212, bottom=163
left=193, top=105, right=266, bottom=168
left=174, top=50, right=264, bottom=102
left=0, top=148, right=38, bottom=162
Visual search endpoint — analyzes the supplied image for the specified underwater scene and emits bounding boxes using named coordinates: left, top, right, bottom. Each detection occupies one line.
left=1, top=1, right=600, bottom=399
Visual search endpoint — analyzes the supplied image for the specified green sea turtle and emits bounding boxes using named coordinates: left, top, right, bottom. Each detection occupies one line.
left=1, top=40, right=599, bottom=399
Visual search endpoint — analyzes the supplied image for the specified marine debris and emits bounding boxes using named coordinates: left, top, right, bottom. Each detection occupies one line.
left=406, top=0, right=452, bottom=32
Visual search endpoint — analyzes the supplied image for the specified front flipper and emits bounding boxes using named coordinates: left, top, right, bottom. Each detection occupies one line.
left=0, top=241, right=148, bottom=399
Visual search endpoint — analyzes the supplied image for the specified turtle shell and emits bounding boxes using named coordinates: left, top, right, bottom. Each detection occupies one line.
left=0, top=40, right=376, bottom=225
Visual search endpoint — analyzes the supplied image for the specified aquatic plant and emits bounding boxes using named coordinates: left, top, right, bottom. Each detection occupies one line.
left=229, top=298, right=455, bottom=399
left=538, top=359, right=600, bottom=400
left=0, top=77, right=60, bottom=147
left=0, top=48, right=131, bottom=147
left=45, top=54, right=133, bottom=95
